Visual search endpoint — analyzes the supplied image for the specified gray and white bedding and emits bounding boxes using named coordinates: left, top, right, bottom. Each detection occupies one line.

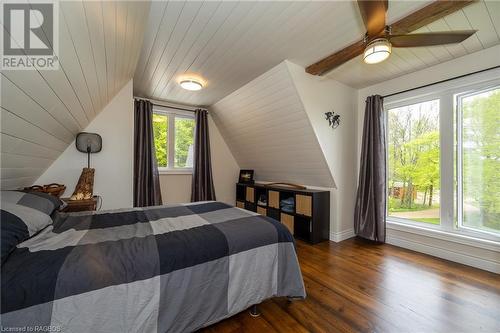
left=1, top=191, right=63, bottom=264
left=1, top=201, right=305, bottom=333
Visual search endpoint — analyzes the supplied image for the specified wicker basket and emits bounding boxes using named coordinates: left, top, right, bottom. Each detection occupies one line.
left=24, top=183, right=66, bottom=198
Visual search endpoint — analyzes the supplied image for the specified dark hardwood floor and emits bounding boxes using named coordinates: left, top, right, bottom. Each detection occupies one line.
left=202, top=238, right=500, bottom=333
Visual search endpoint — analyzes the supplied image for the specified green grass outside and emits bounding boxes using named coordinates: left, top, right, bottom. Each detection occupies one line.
left=388, top=197, right=440, bottom=225
left=389, top=205, right=440, bottom=213
left=463, top=211, right=500, bottom=232
left=411, top=218, right=440, bottom=225
left=388, top=197, right=440, bottom=213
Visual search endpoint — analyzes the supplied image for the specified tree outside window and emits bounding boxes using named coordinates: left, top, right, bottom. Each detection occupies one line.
left=152, top=111, right=194, bottom=170
left=387, top=100, right=440, bottom=225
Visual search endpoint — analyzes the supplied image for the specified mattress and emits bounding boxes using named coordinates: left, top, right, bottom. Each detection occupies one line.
left=1, top=201, right=305, bottom=332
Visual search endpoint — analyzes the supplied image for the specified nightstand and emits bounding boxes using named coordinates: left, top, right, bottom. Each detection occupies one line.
left=61, top=196, right=98, bottom=212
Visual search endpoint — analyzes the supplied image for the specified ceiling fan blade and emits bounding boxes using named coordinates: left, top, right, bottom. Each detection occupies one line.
left=357, top=0, right=388, bottom=36
left=305, top=0, right=477, bottom=76
left=390, top=1, right=477, bottom=34
left=305, top=40, right=365, bottom=76
left=390, top=31, right=476, bottom=47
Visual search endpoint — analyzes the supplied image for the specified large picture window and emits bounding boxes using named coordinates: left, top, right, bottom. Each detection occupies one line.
left=387, top=100, right=440, bottom=225
left=152, top=107, right=195, bottom=171
left=385, top=75, right=499, bottom=241
left=457, top=87, right=500, bottom=235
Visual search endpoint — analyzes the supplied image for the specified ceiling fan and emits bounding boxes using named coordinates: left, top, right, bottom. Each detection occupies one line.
left=306, top=0, right=478, bottom=76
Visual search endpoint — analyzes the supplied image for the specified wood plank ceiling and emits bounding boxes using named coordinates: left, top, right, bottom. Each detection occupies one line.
left=1, top=1, right=150, bottom=189
left=133, top=0, right=500, bottom=105
left=210, top=62, right=335, bottom=188
left=133, top=1, right=423, bottom=106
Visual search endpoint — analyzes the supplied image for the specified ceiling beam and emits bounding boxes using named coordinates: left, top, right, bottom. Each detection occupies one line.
left=304, top=40, right=366, bottom=77
left=305, top=0, right=478, bottom=76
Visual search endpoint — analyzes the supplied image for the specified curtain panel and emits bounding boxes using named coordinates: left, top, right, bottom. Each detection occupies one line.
left=133, top=99, right=162, bottom=207
left=191, top=109, right=216, bottom=202
left=354, top=95, right=386, bottom=242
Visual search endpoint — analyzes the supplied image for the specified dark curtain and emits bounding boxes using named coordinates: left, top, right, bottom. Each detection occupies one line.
left=191, top=109, right=216, bottom=202
left=354, top=95, right=386, bottom=242
left=133, top=99, right=162, bottom=207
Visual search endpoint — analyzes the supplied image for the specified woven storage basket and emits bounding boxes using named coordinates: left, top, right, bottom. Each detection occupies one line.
left=24, top=183, right=66, bottom=198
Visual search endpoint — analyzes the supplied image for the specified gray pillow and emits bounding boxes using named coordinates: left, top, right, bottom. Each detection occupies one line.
left=2, top=190, right=63, bottom=215
left=1, top=191, right=61, bottom=264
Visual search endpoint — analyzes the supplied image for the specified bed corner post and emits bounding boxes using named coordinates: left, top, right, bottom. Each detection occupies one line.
left=249, top=304, right=261, bottom=317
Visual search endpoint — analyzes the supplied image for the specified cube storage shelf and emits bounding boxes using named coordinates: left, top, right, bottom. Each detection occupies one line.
left=236, top=183, right=330, bottom=244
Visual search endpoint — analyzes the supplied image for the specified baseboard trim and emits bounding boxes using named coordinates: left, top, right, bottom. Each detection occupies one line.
left=387, top=233, right=500, bottom=274
left=330, top=229, right=355, bottom=243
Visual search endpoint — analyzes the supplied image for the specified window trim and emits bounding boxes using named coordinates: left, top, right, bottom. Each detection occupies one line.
left=153, top=106, right=195, bottom=174
left=387, top=220, right=500, bottom=252
left=384, top=71, right=500, bottom=243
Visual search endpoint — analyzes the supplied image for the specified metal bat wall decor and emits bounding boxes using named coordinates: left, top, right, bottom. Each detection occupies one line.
left=325, top=111, right=340, bottom=129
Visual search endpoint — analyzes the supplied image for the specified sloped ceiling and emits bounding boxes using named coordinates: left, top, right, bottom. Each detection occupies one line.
left=133, top=0, right=434, bottom=106
left=1, top=1, right=150, bottom=189
left=132, top=0, right=500, bottom=106
left=210, top=62, right=334, bottom=188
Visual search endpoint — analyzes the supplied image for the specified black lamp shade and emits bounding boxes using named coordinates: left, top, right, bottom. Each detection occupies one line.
left=76, top=132, right=102, bottom=153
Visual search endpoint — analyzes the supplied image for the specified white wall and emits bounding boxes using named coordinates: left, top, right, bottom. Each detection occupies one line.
left=208, top=115, right=241, bottom=204
left=158, top=115, right=240, bottom=205
left=356, top=45, right=500, bottom=273
left=159, top=174, right=192, bottom=204
left=36, top=80, right=134, bottom=210
left=286, top=61, right=358, bottom=241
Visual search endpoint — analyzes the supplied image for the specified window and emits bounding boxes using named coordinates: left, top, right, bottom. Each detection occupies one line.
left=152, top=107, right=195, bottom=171
left=153, top=113, right=168, bottom=167
left=385, top=74, right=500, bottom=241
left=457, top=87, right=500, bottom=235
left=387, top=100, right=440, bottom=225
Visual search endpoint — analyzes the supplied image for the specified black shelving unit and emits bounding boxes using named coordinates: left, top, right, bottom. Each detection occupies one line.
left=235, top=183, right=330, bottom=244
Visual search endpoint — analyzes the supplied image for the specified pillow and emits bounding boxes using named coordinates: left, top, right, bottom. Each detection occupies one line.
left=2, top=190, right=63, bottom=215
left=1, top=191, right=61, bottom=264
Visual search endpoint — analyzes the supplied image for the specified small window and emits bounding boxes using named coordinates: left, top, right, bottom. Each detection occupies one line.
left=174, top=117, right=195, bottom=168
left=153, top=108, right=195, bottom=171
left=153, top=113, right=168, bottom=167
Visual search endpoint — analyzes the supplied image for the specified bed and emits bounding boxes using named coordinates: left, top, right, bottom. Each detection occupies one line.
left=1, top=200, right=305, bottom=333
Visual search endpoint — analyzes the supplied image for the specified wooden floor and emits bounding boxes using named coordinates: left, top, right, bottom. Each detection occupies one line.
left=202, top=238, right=500, bottom=333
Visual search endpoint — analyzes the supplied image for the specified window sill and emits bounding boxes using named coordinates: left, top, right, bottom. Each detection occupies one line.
left=158, top=168, right=193, bottom=175
left=387, top=219, right=500, bottom=252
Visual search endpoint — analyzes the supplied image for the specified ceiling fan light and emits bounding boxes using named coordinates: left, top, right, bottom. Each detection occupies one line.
left=179, top=80, right=203, bottom=91
left=363, top=38, right=392, bottom=64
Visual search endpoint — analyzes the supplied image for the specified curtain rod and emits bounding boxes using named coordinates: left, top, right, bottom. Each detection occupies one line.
left=382, top=65, right=500, bottom=99
left=134, top=96, right=207, bottom=112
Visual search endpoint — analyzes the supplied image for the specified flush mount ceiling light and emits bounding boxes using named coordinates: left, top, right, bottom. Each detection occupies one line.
left=363, top=38, right=392, bottom=64
left=179, top=79, right=203, bottom=91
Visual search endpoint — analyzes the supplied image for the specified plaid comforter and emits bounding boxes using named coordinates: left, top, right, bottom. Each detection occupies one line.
left=1, top=201, right=305, bottom=332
